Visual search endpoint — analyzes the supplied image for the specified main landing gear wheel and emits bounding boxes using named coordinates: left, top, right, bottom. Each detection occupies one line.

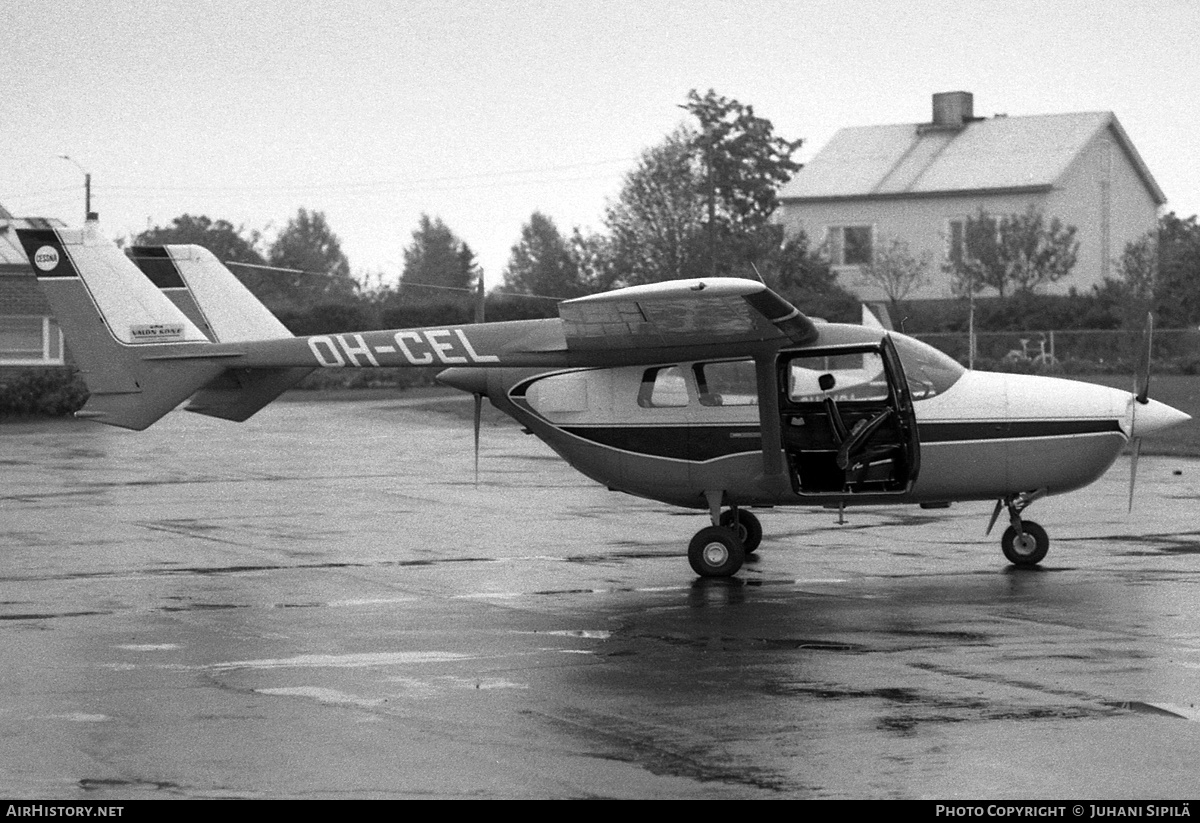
left=719, top=509, right=762, bottom=554
left=1001, top=521, right=1049, bottom=567
left=688, top=526, right=745, bottom=577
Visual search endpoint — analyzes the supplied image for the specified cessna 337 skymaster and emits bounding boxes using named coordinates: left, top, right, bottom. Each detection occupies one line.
left=16, top=222, right=1192, bottom=577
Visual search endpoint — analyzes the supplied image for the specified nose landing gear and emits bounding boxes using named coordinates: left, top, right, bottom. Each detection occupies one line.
left=989, top=489, right=1049, bottom=567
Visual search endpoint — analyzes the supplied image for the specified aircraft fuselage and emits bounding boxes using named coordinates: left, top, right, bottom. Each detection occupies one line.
left=441, top=324, right=1176, bottom=514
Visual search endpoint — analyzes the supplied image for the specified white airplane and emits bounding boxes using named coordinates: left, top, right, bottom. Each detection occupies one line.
left=17, top=222, right=1191, bottom=577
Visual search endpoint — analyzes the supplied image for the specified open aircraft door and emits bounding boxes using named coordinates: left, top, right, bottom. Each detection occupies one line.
left=880, top=332, right=920, bottom=489
left=778, top=336, right=919, bottom=497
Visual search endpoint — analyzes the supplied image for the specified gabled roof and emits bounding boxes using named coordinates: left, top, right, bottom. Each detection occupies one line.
left=779, top=111, right=1166, bottom=205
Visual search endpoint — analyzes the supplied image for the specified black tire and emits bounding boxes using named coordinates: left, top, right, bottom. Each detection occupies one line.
left=1001, top=521, right=1049, bottom=566
left=688, top=526, right=745, bottom=577
left=719, top=509, right=763, bottom=554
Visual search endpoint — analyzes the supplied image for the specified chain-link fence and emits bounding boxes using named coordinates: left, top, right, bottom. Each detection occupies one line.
left=912, top=328, right=1200, bottom=375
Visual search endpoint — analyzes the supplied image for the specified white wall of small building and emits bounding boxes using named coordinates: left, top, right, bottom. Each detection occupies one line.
left=777, top=191, right=1046, bottom=301
left=1045, top=126, right=1161, bottom=291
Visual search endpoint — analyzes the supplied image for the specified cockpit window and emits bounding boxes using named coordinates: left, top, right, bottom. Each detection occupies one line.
left=694, top=360, right=758, bottom=406
left=890, top=334, right=965, bottom=400
left=637, top=366, right=689, bottom=408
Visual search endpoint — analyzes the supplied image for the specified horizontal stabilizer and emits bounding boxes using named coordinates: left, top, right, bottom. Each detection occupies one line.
left=76, top=359, right=229, bottom=430
left=185, top=367, right=313, bottom=422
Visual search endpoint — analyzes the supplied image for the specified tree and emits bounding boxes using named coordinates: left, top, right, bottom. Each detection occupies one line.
left=502, top=212, right=591, bottom=299
left=757, top=227, right=858, bottom=321
left=399, top=214, right=479, bottom=298
left=266, top=208, right=357, bottom=310
left=604, top=126, right=706, bottom=287
left=947, top=206, right=1079, bottom=298
left=681, top=88, right=804, bottom=256
left=134, top=214, right=265, bottom=266
left=1154, top=212, right=1200, bottom=327
left=273, top=209, right=357, bottom=296
left=134, top=214, right=282, bottom=305
left=1094, top=230, right=1157, bottom=330
left=603, top=89, right=805, bottom=286
left=567, top=228, right=614, bottom=294
left=857, top=236, right=931, bottom=311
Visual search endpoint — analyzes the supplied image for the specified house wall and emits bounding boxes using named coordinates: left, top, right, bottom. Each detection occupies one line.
left=777, top=191, right=1046, bottom=301
left=1046, top=125, right=1160, bottom=290
left=0, top=269, right=67, bottom=378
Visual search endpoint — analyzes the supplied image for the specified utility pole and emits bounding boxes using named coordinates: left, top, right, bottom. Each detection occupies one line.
left=58, top=155, right=93, bottom=222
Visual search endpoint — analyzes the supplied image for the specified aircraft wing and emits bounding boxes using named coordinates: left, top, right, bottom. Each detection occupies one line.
left=558, top=278, right=818, bottom=352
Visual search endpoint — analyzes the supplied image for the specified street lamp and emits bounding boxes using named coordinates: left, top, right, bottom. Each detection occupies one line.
left=58, top=155, right=93, bottom=222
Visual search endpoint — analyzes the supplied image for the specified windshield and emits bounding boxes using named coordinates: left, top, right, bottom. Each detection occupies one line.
left=890, top=334, right=965, bottom=400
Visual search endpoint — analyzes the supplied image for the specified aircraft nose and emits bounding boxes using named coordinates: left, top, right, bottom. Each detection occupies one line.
left=1133, top=397, right=1192, bottom=436
left=436, top=367, right=488, bottom=396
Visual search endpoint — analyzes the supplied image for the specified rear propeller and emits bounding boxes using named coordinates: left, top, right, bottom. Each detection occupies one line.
left=473, top=277, right=485, bottom=487
left=1127, top=313, right=1153, bottom=512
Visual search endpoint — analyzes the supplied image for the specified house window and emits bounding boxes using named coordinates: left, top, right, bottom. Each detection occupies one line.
left=947, top=219, right=966, bottom=265
left=0, top=316, right=64, bottom=365
left=828, top=225, right=873, bottom=266
left=946, top=216, right=998, bottom=265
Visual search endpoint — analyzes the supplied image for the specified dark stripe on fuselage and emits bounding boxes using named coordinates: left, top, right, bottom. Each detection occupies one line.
left=128, top=246, right=186, bottom=288
left=557, top=419, right=1123, bottom=461
left=920, top=419, right=1123, bottom=442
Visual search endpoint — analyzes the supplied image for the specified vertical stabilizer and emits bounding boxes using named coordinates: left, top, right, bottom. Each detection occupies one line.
left=128, top=243, right=312, bottom=421
left=129, top=245, right=293, bottom=342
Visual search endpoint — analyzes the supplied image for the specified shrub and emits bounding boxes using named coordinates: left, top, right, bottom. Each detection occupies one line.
left=0, top=369, right=89, bottom=417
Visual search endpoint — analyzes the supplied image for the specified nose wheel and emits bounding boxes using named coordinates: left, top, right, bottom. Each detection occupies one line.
left=1001, top=521, right=1049, bottom=566
left=989, top=490, right=1050, bottom=567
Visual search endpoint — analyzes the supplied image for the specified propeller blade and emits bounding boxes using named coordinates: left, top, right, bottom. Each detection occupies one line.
left=1128, top=436, right=1142, bottom=513
left=473, top=393, right=482, bottom=487
left=1135, top=312, right=1153, bottom=405
left=985, top=498, right=1004, bottom=536
left=472, top=280, right=485, bottom=486
left=1127, top=312, right=1153, bottom=512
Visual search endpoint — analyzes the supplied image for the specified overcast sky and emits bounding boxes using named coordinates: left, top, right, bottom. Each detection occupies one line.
left=1, top=0, right=1196, bottom=289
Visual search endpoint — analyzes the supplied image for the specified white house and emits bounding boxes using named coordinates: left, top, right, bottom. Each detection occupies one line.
left=776, top=92, right=1166, bottom=301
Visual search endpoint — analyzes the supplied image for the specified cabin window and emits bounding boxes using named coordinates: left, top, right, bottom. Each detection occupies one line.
left=828, top=225, right=873, bottom=266
left=787, top=349, right=889, bottom=403
left=0, top=316, right=64, bottom=365
left=694, top=360, right=757, bottom=406
left=637, top=366, right=689, bottom=408
left=526, top=372, right=589, bottom=413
